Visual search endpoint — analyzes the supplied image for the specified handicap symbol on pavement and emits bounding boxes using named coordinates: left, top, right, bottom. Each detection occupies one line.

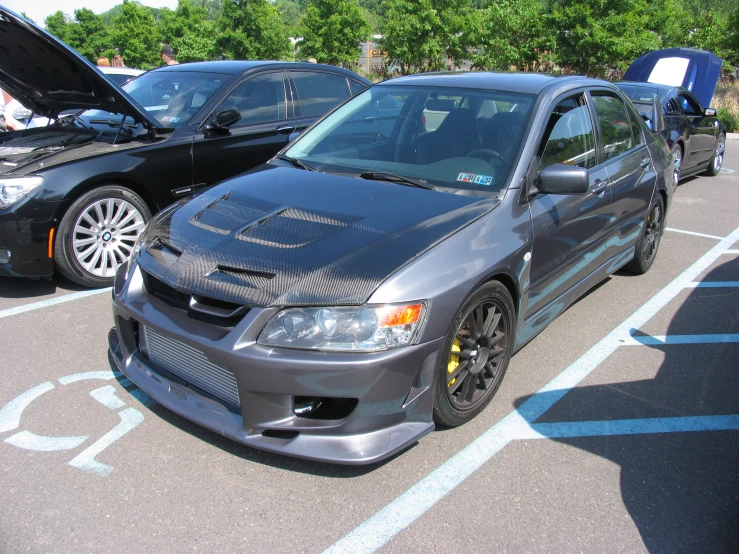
left=0, top=370, right=155, bottom=476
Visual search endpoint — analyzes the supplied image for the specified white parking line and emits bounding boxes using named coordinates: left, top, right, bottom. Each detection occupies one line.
left=0, top=288, right=111, bottom=319
left=686, top=281, right=739, bottom=288
left=324, top=224, right=739, bottom=554
left=665, top=228, right=724, bottom=240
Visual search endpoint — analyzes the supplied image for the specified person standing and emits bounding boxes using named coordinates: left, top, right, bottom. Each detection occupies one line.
left=160, top=45, right=179, bottom=66
left=111, top=55, right=126, bottom=68
left=97, top=57, right=111, bottom=67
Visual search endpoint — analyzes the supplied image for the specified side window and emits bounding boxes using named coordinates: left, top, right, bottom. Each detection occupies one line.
left=219, top=73, right=286, bottom=127
left=293, top=71, right=350, bottom=118
left=678, top=94, right=700, bottom=115
left=591, top=94, right=634, bottom=161
left=348, top=80, right=368, bottom=96
left=626, top=102, right=645, bottom=146
left=665, top=97, right=680, bottom=114
left=537, top=95, right=597, bottom=172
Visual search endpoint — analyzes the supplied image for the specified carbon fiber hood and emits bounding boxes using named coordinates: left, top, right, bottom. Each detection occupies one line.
left=137, top=165, right=498, bottom=307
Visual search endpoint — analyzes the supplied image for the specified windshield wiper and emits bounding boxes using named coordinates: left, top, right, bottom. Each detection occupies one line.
left=359, top=171, right=435, bottom=190
left=278, top=155, right=317, bottom=171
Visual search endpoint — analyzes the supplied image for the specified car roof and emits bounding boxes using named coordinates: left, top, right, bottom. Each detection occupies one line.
left=101, top=67, right=144, bottom=76
left=376, top=72, right=605, bottom=94
left=616, top=81, right=696, bottom=101
left=151, top=61, right=371, bottom=83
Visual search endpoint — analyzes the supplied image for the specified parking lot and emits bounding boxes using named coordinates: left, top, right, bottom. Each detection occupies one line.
left=1, top=141, right=737, bottom=553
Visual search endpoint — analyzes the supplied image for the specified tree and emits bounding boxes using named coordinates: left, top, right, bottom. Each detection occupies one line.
left=380, top=0, right=473, bottom=74
left=45, top=11, right=72, bottom=44
left=67, top=9, right=114, bottom=63
left=469, top=0, right=554, bottom=71
left=110, top=0, right=159, bottom=69
left=157, top=0, right=217, bottom=62
left=297, top=0, right=371, bottom=67
left=217, top=0, right=291, bottom=60
left=548, top=0, right=661, bottom=77
left=275, top=0, right=303, bottom=36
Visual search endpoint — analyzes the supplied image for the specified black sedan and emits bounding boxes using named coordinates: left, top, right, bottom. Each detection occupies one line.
left=110, top=71, right=675, bottom=464
left=0, top=7, right=369, bottom=286
left=616, top=82, right=725, bottom=186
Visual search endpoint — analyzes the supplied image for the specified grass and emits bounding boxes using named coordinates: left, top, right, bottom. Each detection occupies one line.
left=712, top=80, right=739, bottom=133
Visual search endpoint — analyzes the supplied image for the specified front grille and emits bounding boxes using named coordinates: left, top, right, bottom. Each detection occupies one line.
left=141, top=326, right=240, bottom=408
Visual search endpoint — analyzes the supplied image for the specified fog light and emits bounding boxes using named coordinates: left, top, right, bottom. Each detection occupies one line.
left=0, top=249, right=11, bottom=264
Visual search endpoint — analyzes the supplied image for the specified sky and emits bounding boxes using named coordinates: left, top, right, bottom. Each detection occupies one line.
left=3, top=0, right=178, bottom=27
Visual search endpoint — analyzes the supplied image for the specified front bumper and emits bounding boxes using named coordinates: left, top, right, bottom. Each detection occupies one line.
left=0, top=196, right=60, bottom=278
left=110, top=263, right=443, bottom=465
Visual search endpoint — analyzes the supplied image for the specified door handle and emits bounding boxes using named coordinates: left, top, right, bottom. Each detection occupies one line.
left=640, top=158, right=651, bottom=168
left=592, top=180, right=607, bottom=195
left=276, top=125, right=296, bottom=134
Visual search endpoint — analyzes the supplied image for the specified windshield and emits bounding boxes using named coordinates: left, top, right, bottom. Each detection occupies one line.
left=618, top=84, right=663, bottom=104
left=283, top=85, right=535, bottom=194
left=81, top=71, right=230, bottom=128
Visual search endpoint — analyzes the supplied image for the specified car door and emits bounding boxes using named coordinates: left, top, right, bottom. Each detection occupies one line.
left=677, top=91, right=718, bottom=165
left=192, top=71, right=294, bottom=188
left=663, top=94, right=699, bottom=169
left=589, top=90, right=656, bottom=268
left=289, top=70, right=358, bottom=134
left=525, top=93, right=611, bottom=321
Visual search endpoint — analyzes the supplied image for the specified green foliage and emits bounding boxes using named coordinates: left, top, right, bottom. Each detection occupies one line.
left=549, top=0, right=661, bottom=77
left=275, top=0, right=303, bottom=35
left=110, top=0, right=159, bottom=69
left=297, top=0, right=371, bottom=67
left=216, top=0, right=291, bottom=60
left=469, top=0, right=554, bottom=71
left=67, top=9, right=114, bottom=63
left=45, top=11, right=72, bottom=44
left=380, top=0, right=473, bottom=74
left=176, top=20, right=219, bottom=62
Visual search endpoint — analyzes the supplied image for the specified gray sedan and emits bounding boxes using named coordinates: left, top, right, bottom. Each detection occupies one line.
left=109, top=72, right=675, bottom=464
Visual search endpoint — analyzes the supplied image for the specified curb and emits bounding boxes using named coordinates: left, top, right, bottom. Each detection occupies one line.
left=727, top=133, right=739, bottom=140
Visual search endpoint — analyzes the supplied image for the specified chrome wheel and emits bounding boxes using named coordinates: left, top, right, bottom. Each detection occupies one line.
left=446, top=300, right=508, bottom=411
left=714, top=135, right=725, bottom=172
left=72, top=198, right=145, bottom=278
left=673, top=146, right=682, bottom=186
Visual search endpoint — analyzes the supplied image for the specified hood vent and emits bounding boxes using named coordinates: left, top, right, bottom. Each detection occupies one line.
left=205, top=265, right=275, bottom=289
left=238, top=206, right=364, bottom=249
left=148, top=238, right=181, bottom=265
left=190, top=192, right=281, bottom=234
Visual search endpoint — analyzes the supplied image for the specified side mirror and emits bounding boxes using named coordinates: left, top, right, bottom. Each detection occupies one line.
left=537, top=164, right=589, bottom=194
left=288, top=130, right=302, bottom=143
left=211, top=108, right=240, bottom=130
left=704, top=107, right=717, bottom=117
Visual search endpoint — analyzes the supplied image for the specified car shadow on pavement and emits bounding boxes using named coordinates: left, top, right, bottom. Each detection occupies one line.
left=513, top=258, right=739, bottom=552
left=0, top=275, right=88, bottom=299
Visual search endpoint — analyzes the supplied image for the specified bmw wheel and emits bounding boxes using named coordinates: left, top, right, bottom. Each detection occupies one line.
left=433, top=281, right=515, bottom=427
left=704, top=133, right=725, bottom=177
left=54, top=186, right=151, bottom=287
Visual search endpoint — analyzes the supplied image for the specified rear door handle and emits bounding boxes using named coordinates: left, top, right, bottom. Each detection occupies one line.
left=640, top=158, right=651, bottom=168
left=592, top=180, right=607, bottom=195
left=276, top=125, right=296, bottom=134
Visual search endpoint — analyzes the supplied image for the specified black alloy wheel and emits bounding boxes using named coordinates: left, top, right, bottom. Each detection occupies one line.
left=625, top=193, right=664, bottom=275
left=434, top=281, right=514, bottom=427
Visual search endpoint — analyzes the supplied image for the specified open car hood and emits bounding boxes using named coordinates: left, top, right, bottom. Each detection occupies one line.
left=0, top=7, right=163, bottom=129
left=623, top=48, right=722, bottom=108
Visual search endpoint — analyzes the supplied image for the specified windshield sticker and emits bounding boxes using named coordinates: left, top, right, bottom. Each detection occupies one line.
left=457, top=173, right=476, bottom=183
left=474, top=174, right=493, bottom=186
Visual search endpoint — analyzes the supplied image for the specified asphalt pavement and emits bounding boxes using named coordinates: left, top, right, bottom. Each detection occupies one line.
left=1, top=143, right=737, bottom=553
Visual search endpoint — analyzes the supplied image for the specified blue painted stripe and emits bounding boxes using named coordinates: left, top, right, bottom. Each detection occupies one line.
left=687, top=281, right=739, bottom=288
left=664, top=228, right=724, bottom=240
left=324, top=224, right=739, bottom=554
left=623, top=333, right=739, bottom=345
left=519, top=415, right=739, bottom=440
left=0, top=288, right=111, bottom=319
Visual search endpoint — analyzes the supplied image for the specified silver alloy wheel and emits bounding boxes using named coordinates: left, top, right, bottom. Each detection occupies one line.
left=72, top=198, right=145, bottom=278
left=714, top=135, right=725, bottom=172
left=673, top=147, right=682, bottom=186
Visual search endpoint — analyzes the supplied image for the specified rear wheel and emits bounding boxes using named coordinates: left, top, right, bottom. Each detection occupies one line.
left=704, top=133, right=725, bottom=176
left=671, top=144, right=683, bottom=186
left=625, top=194, right=664, bottom=275
left=54, top=186, right=151, bottom=287
left=433, top=281, right=515, bottom=427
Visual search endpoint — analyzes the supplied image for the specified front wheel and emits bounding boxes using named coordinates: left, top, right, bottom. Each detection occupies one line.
left=433, top=281, right=515, bottom=427
left=54, top=186, right=151, bottom=287
left=625, top=194, right=665, bottom=275
left=704, top=133, right=725, bottom=177
left=671, top=144, right=683, bottom=187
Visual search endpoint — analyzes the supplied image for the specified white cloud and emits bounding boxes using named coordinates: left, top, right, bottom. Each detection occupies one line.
left=4, top=0, right=178, bottom=27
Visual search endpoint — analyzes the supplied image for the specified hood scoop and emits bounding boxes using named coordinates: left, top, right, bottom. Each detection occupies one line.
left=191, top=192, right=281, bottom=234
left=205, top=265, right=275, bottom=289
left=148, top=238, right=182, bottom=265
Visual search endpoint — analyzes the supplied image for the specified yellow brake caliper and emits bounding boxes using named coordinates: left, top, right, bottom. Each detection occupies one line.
left=447, top=339, right=461, bottom=386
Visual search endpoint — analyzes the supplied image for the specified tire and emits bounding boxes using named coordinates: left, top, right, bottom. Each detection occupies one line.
left=704, top=133, right=725, bottom=177
left=433, top=280, right=515, bottom=427
left=54, top=186, right=151, bottom=287
left=625, top=193, right=665, bottom=275
left=671, top=143, right=683, bottom=187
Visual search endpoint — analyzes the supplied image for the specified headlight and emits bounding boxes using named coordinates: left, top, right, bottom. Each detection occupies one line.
left=258, top=303, right=425, bottom=352
left=13, top=107, right=32, bottom=120
left=0, top=176, right=44, bottom=208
